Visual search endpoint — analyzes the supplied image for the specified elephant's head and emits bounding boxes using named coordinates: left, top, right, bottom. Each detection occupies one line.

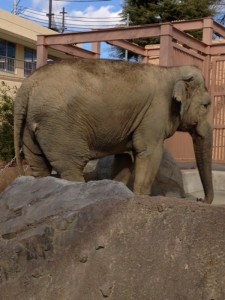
left=172, top=67, right=213, bottom=204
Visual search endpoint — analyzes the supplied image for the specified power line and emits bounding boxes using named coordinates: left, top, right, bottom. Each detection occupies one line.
left=62, top=15, right=122, bottom=20
left=20, top=12, right=123, bottom=31
left=21, top=15, right=122, bottom=27
left=21, top=15, right=120, bottom=31
left=20, top=7, right=122, bottom=20
left=66, top=19, right=122, bottom=23
left=22, top=12, right=122, bottom=23
left=21, top=15, right=49, bottom=26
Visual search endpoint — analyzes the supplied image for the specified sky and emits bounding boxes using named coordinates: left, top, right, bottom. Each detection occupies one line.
left=2, top=0, right=225, bottom=30
left=0, top=0, right=126, bottom=58
left=0, top=0, right=125, bottom=31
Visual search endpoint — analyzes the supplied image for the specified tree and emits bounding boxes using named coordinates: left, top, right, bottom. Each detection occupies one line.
left=122, top=0, right=217, bottom=26
left=112, top=0, right=221, bottom=59
left=0, top=81, right=16, bottom=162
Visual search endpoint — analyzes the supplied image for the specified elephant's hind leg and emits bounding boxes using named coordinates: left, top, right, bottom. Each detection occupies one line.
left=60, top=166, right=85, bottom=182
left=46, top=150, right=86, bottom=182
left=111, top=153, right=134, bottom=189
left=23, top=126, right=52, bottom=178
left=34, top=125, right=87, bottom=182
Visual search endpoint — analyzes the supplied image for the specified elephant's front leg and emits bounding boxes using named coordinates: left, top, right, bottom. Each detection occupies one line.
left=133, top=143, right=163, bottom=195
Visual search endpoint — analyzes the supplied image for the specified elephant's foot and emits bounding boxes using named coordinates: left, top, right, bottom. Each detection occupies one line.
left=196, top=197, right=213, bottom=204
left=32, top=168, right=51, bottom=178
left=60, top=169, right=85, bottom=182
left=29, top=160, right=52, bottom=178
left=133, top=183, right=151, bottom=196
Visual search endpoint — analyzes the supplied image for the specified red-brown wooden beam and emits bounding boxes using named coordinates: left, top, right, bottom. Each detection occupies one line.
left=172, top=26, right=208, bottom=54
left=107, top=40, right=146, bottom=56
left=49, top=44, right=97, bottom=58
left=172, top=18, right=225, bottom=41
left=211, top=21, right=225, bottom=39
left=210, top=43, right=225, bottom=55
left=40, top=24, right=161, bottom=46
left=172, top=18, right=205, bottom=31
left=145, top=47, right=159, bottom=57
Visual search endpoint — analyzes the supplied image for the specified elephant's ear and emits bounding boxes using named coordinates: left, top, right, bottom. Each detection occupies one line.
left=172, top=75, right=193, bottom=117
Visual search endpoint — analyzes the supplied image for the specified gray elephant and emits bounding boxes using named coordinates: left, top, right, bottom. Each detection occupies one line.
left=14, top=59, right=213, bottom=203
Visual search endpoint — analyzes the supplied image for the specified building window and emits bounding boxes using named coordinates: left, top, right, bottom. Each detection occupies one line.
left=0, top=39, right=16, bottom=72
left=24, top=47, right=36, bottom=76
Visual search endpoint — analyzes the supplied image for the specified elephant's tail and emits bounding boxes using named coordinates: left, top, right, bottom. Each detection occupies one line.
left=13, top=81, right=30, bottom=175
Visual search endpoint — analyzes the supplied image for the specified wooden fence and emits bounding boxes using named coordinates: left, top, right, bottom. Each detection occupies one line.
left=36, top=18, right=225, bottom=164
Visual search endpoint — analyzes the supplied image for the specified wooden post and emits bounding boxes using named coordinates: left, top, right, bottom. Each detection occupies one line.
left=202, top=19, right=213, bottom=91
left=202, top=18, right=213, bottom=45
left=159, top=23, right=173, bottom=67
left=142, top=55, right=149, bottom=64
left=91, top=42, right=100, bottom=59
left=36, top=36, right=48, bottom=69
left=145, top=45, right=160, bottom=65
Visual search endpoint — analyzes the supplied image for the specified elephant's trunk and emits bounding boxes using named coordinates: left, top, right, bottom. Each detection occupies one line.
left=192, top=122, right=214, bottom=204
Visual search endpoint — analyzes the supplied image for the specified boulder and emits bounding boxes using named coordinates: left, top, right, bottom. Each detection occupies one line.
left=0, top=177, right=224, bottom=299
left=151, top=149, right=186, bottom=197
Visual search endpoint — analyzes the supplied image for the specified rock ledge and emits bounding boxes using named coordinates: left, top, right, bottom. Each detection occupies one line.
left=0, top=177, right=224, bottom=300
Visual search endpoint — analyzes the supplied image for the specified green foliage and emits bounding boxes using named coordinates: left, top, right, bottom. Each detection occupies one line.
left=122, top=0, right=217, bottom=26
left=0, top=81, right=16, bottom=162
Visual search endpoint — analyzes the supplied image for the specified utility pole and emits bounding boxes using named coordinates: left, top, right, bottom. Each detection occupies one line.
left=13, top=0, right=17, bottom=14
left=47, top=0, right=54, bottom=29
left=124, top=14, right=130, bottom=61
left=60, top=7, right=67, bottom=33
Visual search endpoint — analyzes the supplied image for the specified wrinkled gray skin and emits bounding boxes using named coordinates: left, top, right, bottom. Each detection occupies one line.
left=14, top=59, right=213, bottom=203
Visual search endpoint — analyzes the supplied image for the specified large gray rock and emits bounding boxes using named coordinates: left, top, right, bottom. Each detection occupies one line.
left=151, top=149, right=185, bottom=197
left=0, top=177, right=225, bottom=300
left=85, top=148, right=185, bottom=198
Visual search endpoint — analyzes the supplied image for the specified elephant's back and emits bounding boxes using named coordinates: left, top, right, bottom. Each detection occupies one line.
left=28, top=58, right=154, bottom=91
left=27, top=59, right=152, bottom=107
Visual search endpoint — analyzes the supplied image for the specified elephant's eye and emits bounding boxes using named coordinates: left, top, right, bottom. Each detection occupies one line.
left=201, top=103, right=209, bottom=110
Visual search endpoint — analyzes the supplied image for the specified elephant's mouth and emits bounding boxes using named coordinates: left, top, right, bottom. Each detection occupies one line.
left=178, top=123, right=193, bottom=131
left=178, top=121, right=198, bottom=132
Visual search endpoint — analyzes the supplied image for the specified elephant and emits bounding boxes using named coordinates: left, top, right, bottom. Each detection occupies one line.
left=14, top=58, right=214, bottom=203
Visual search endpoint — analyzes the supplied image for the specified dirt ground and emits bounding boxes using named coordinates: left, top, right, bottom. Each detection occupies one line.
left=0, top=165, right=31, bottom=193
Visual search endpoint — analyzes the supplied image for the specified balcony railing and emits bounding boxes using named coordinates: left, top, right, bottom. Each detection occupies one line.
left=0, top=56, right=37, bottom=77
left=0, top=56, right=15, bottom=73
left=24, top=61, right=37, bottom=76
